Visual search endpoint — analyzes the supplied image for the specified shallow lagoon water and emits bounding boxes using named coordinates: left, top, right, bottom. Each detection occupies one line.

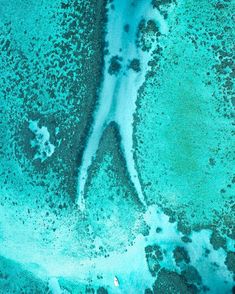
left=76, top=0, right=168, bottom=208
left=0, top=0, right=234, bottom=293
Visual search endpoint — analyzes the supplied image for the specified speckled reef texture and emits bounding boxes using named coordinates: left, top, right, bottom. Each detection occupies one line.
left=0, top=0, right=234, bottom=293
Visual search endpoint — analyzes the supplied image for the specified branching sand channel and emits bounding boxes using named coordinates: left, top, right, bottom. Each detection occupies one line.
left=76, top=0, right=168, bottom=209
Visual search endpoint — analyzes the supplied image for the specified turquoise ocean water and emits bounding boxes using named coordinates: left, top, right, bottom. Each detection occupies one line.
left=0, top=0, right=234, bottom=293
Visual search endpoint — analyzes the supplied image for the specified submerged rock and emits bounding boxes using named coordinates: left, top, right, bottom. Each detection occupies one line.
left=173, top=246, right=191, bottom=265
left=153, top=269, right=199, bottom=294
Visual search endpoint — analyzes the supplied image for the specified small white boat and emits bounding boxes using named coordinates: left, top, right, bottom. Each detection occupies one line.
left=114, top=276, right=119, bottom=287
